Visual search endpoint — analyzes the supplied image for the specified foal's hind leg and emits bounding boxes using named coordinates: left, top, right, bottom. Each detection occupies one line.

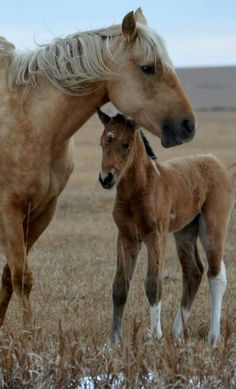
left=199, top=202, right=232, bottom=345
left=173, top=216, right=204, bottom=338
left=144, top=232, right=167, bottom=340
left=110, top=232, right=141, bottom=344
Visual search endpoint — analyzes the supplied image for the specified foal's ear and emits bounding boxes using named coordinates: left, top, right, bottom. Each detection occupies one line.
left=134, top=8, right=147, bottom=26
left=127, top=118, right=139, bottom=131
left=121, top=11, right=137, bottom=42
left=97, top=108, right=111, bottom=126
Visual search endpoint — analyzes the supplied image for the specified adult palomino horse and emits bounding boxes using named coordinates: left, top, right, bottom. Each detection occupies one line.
left=98, top=110, right=234, bottom=346
left=0, top=9, right=196, bottom=328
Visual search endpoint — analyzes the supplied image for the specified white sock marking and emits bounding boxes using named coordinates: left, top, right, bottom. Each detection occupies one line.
left=173, top=306, right=190, bottom=338
left=208, top=260, right=227, bottom=345
left=150, top=302, right=162, bottom=339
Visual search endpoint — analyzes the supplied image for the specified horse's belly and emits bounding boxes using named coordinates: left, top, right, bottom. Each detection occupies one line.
left=30, top=166, right=73, bottom=214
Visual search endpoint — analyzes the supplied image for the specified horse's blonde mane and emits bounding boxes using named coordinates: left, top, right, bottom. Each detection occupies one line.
left=3, top=23, right=173, bottom=97
left=0, top=36, right=15, bottom=68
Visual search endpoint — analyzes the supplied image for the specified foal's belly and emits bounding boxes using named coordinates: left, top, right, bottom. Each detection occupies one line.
left=168, top=207, right=201, bottom=233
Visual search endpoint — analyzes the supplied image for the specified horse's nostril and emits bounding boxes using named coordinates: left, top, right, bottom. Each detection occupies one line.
left=182, top=118, right=195, bottom=134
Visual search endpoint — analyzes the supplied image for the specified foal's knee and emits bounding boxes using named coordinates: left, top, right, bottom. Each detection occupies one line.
left=191, top=265, right=204, bottom=284
left=145, top=276, right=162, bottom=306
left=12, top=269, right=33, bottom=296
left=112, top=276, right=129, bottom=307
left=2, top=264, right=13, bottom=294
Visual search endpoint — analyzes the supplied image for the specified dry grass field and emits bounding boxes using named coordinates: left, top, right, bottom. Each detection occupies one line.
left=0, top=111, right=236, bottom=388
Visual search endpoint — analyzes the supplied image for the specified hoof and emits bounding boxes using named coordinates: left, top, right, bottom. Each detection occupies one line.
left=146, top=328, right=163, bottom=343
left=208, top=332, right=220, bottom=348
left=102, top=342, right=114, bottom=356
left=172, top=324, right=183, bottom=340
left=110, top=333, right=122, bottom=347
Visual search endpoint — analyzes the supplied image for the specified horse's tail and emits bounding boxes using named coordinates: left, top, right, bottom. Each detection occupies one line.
left=0, top=36, right=15, bottom=69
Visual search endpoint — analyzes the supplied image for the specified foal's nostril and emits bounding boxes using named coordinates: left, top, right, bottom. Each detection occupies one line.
left=103, top=172, right=114, bottom=186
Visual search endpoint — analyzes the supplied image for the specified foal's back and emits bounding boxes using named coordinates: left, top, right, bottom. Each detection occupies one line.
left=154, top=154, right=234, bottom=233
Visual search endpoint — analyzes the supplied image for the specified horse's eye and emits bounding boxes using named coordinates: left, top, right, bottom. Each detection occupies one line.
left=122, top=143, right=130, bottom=150
left=140, top=64, right=155, bottom=75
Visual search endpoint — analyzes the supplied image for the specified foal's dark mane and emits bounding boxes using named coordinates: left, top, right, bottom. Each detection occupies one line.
left=140, top=130, right=157, bottom=160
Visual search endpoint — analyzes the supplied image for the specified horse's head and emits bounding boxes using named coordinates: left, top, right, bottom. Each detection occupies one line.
left=98, top=109, right=137, bottom=189
left=106, top=9, right=196, bottom=148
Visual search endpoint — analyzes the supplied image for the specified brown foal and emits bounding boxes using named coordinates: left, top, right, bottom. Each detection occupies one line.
left=98, top=109, right=234, bottom=346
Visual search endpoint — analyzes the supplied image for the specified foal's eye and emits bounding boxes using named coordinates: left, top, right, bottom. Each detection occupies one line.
left=122, top=143, right=130, bottom=150
left=140, top=64, right=155, bottom=75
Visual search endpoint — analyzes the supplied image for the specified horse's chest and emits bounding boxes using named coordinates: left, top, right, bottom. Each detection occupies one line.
left=32, top=161, right=73, bottom=211
left=1, top=152, right=73, bottom=216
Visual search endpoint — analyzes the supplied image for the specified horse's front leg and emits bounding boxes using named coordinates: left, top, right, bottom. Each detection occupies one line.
left=0, top=203, right=33, bottom=328
left=110, top=232, right=141, bottom=345
left=144, top=231, right=167, bottom=340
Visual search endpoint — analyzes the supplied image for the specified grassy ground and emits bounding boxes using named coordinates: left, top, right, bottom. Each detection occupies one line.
left=0, top=111, right=236, bottom=388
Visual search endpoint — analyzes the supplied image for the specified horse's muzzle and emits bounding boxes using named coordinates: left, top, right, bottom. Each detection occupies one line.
left=161, top=115, right=196, bottom=148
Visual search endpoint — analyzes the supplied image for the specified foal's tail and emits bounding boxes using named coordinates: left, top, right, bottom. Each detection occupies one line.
left=227, top=161, right=236, bottom=171
left=227, top=161, right=236, bottom=180
left=0, top=36, right=15, bottom=69
left=227, top=161, right=236, bottom=200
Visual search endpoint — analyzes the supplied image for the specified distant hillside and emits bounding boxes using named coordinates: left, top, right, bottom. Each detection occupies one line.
left=177, top=66, right=236, bottom=111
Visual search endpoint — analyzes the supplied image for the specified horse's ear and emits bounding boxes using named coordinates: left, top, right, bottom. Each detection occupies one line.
left=121, top=11, right=137, bottom=42
left=97, top=108, right=111, bottom=126
left=134, top=8, right=147, bottom=26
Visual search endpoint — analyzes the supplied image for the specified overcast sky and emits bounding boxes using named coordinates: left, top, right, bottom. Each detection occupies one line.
left=0, top=0, right=235, bottom=67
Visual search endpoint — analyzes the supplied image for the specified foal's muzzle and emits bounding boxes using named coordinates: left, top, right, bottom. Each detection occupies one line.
left=99, top=170, right=116, bottom=189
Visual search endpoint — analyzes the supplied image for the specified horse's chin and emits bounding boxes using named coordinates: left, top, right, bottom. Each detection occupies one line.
left=161, top=136, right=183, bottom=148
left=161, top=125, right=184, bottom=148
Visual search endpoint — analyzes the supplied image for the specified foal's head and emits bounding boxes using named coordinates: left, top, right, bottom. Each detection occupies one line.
left=98, top=109, right=138, bottom=189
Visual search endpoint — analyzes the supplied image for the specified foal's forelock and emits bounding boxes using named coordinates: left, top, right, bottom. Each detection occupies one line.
left=4, top=22, right=173, bottom=98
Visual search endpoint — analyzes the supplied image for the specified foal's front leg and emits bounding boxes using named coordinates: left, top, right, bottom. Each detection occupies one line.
left=144, top=232, right=167, bottom=340
left=110, top=232, right=141, bottom=344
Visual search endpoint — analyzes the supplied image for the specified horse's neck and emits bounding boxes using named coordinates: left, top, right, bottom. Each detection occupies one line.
left=117, top=135, right=151, bottom=199
left=16, top=77, right=109, bottom=144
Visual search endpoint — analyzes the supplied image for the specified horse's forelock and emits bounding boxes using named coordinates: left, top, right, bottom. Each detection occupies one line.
left=133, top=24, right=173, bottom=70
